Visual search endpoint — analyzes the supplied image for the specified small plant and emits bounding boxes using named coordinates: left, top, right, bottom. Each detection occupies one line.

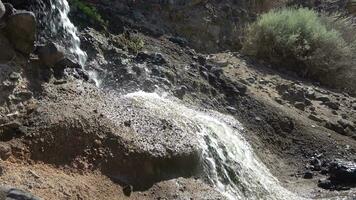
left=71, top=0, right=107, bottom=27
left=116, top=33, right=145, bottom=54
left=242, top=8, right=356, bottom=93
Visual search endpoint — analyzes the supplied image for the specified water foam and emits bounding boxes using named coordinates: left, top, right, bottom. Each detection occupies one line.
left=123, top=91, right=306, bottom=200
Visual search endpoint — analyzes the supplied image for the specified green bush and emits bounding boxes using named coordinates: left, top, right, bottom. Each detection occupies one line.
left=242, top=8, right=356, bottom=93
left=71, top=0, right=107, bottom=27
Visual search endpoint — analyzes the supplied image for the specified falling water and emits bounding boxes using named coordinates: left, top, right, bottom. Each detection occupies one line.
left=122, top=91, right=306, bottom=200
left=43, top=0, right=104, bottom=85
left=47, top=0, right=87, bottom=66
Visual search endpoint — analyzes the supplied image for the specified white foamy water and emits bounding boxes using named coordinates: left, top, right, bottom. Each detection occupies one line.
left=123, top=91, right=306, bottom=200
left=49, top=0, right=87, bottom=66
left=47, top=0, right=103, bottom=86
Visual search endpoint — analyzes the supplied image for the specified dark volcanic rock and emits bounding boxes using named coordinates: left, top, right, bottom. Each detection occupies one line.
left=328, top=160, right=356, bottom=184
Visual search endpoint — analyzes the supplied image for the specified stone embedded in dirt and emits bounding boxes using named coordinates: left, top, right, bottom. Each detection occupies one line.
left=308, top=114, right=324, bottom=123
left=0, top=142, right=11, bottom=160
left=123, top=184, right=133, bottom=196
left=8, top=72, right=20, bottom=81
left=352, top=103, right=356, bottom=110
left=315, top=95, right=330, bottom=103
left=325, top=121, right=345, bottom=135
left=318, top=179, right=333, bottom=189
left=328, top=160, right=356, bottom=184
left=303, top=170, right=313, bottom=179
left=294, top=102, right=306, bottom=111
left=310, top=158, right=322, bottom=171
left=324, top=101, right=340, bottom=110
left=0, top=121, right=26, bottom=141
left=13, top=91, right=33, bottom=102
left=3, top=11, right=36, bottom=55
left=337, top=119, right=355, bottom=131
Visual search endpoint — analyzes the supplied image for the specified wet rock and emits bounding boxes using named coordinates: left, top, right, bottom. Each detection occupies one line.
left=136, top=51, right=167, bottom=65
left=328, top=160, right=356, bottom=184
left=36, top=42, right=65, bottom=66
left=4, top=11, right=36, bottom=55
left=174, top=85, right=188, bottom=99
left=168, top=36, right=187, bottom=47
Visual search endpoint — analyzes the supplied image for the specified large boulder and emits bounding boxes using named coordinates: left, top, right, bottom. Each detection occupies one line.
left=4, top=11, right=36, bottom=55
left=26, top=81, right=202, bottom=189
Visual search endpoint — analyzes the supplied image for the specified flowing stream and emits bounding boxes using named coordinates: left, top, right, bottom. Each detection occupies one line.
left=48, top=0, right=309, bottom=199
left=123, top=91, right=305, bottom=200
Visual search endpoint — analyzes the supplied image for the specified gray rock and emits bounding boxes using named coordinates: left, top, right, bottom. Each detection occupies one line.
left=36, top=42, right=65, bottom=66
left=4, top=11, right=36, bottom=55
left=0, top=0, right=5, bottom=20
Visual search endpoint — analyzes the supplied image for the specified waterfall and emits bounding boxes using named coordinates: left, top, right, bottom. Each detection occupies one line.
left=47, top=0, right=87, bottom=66
left=42, top=0, right=103, bottom=85
left=122, top=91, right=306, bottom=200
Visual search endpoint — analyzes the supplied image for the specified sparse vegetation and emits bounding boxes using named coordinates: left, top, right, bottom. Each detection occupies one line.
left=242, top=8, right=356, bottom=93
left=71, top=0, right=107, bottom=27
left=116, top=33, right=145, bottom=54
